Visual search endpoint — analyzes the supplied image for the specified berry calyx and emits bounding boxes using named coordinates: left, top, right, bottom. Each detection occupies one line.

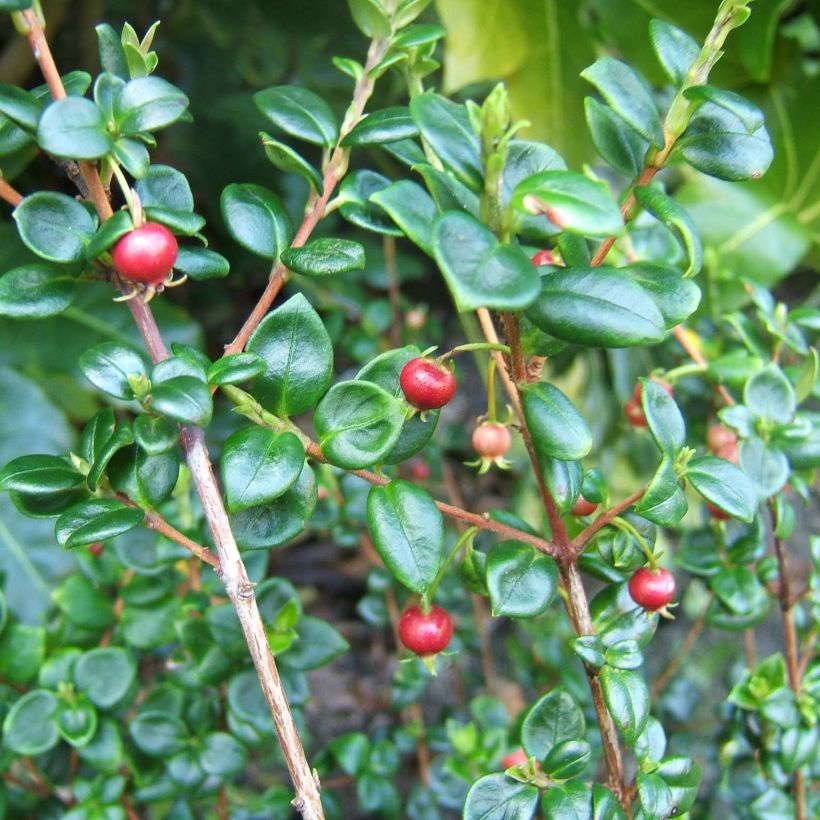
left=571, top=495, right=598, bottom=517
left=628, top=567, right=676, bottom=612
left=625, top=380, right=673, bottom=428
left=531, top=249, right=555, bottom=266
left=398, top=604, right=453, bottom=657
left=112, top=222, right=179, bottom=286
left=400, top=358, right=456, bottom=411
left=472, top=423, right=512, bottom=459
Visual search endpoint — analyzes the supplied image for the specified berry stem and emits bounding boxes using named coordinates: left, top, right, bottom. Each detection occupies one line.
left=486, top=358, right=498, bottom=423
left=611, top=517, right=657, bottom=569
left=424, top=527, right=478, bottom=605
left=109, top=160, right=141, bottom=226
left=438, top=341, right=511, bottom=361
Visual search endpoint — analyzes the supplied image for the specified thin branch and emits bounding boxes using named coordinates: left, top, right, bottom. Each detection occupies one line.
left=571, top=489, right=646, bottom=556
left=0, top=176, right=24, bottom=207
left=223, top=34, right=392, bottom=357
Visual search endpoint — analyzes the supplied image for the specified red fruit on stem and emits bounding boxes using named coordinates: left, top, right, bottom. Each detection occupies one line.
left=398, top=604, right=453, bottom=656
left=625, top=380, right=673, bottom=428
left=628, top=567, right=676, bottom=611
left=410, top=460, right=431, bottom=481
left=706, top=501, right=730, bottom=521
left=706, top=424, right=737, bottom=453
left=501, top=748, right=529, bottom=769
left=715, top=440, right=739, bottom=465
left=400, top=358, right=456, bottom=410
left=472, top=423, right=512, bottom=459
left=531, top=249, right=555, bottom=266
left=571, top=495, right=598, bottom=517
left=111, top=222, right=179, bottom=286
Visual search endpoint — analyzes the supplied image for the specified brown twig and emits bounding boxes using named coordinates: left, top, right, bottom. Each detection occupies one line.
left=571, top=489, right=646, bottom=556
left=20, top=12, right=324, bottom=818
left=0, top=176, right=24, bottom=207
left=223, top=34, right=392, bottom=357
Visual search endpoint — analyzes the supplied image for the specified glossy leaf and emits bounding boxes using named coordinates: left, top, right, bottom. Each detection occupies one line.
left=135, top=164, right=194, bottom=211
left=649, top=20, right=700, bottom=86
left=543, top=739, right=592, bottom=780
left=84, top=210, right=134, bottom=261
left=221, top=427, right=304, bottom=512
left=114, top=76, right=189, bottom=134
left=73, top=647, right=136, bottom=709
left=55, top=498, right=144, bottom=549
left=585, top=97, right=649, bottom=177
left=79, top=342, right=148, bottom=400
left=14, top=192, right=97, bottom=263
left=486, top=540, right=558, bottom=618
left=432, top=211, right=540, bottom=311
left=342, top=107, right=418, bottom=145
left=640, top=378, right=686, bottom=454
left=221, top=183, right=292, bottom=260
left=150, top=376, right=213, bottom=427
left=2, top=690, right=59, bottom=756
left=281, top=238, right=365, bottom=276
left=366, top=480, right=443, bottom=594
left=207, top=353, right=265, bottom=386
left=130, top=711, right=188, bottom=757
left=635, top=456, right=687, bottom=527
left=37, top=97, right=113, bottom=159
left=540, top=456, right=583, bottom=514
left=253, top=85, right=338, bottom=146
left=338, top=170, right=404, bottom=236
left=739, top=437, right=789, bottom=498
left=600, top=666, right=649, bottom=746
left=246, top=293, right=333, bottom=417
left=260, top=132, right=323, bottom=191
left=280, top=615, right=350, bottom=670
left=463, top=774, right=538, bottom=820
left=521, top=382, right=592, bottom=461
left=173, top=247, right=230, bottom=280
left=522, top=687, right=586, bottom=760
left=370, top=180, right=437, bottom=255
left=622, top=262, right=701, bottom=326
left=581, top=57, right=664, bottom=146
left=744, top=364, right=796, bottom=424
left=527, top=267, right=665, bottom=347
left=685, top=456, right=758, bottom=522
left=0, top=83, right=42, bottom=130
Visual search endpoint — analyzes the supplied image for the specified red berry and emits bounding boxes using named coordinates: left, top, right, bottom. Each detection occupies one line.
left=405, top=308, right=427, bottom=330
left=706, top=424, right=737, bottom=453
left=715, top=440, right=739, bottom=465
left=400, top=358, right=456, bottom=411
left=88, top=542, right=103, bottom=557
left=111, top=222, right=179, bottom=286
left=625, top=380, right=672, bottom=428
left=571, top=495, right=598, bottom=517
left=628, top=567, right=676, bottom=611
left=706, top=501, right=730, bottom=521
left=472, top=423, right=512, bottom=459
left=531, top=249, right=555, bottom=266
left=398, top=604, right=453, bottom=656
left=501, top=748, right=529, bottom=769
left=410, top=460, right=431, bottom=481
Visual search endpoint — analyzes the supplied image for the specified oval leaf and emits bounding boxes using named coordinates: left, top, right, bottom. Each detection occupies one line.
left=221, top=183, right=292, bottom=259
left=486, top=540, right=558, bottom=618
left=521, top=382, right=592, bottom=461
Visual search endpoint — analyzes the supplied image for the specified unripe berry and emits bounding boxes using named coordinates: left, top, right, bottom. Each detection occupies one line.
left=472, top=423, right=512, bottom=460
left=531, top=249, right=555, bottom=266
left=625, top=380, right=673, bottom=428
left=706, top=424, right=737, bottom=453
left=571, top=495, right=598, bottom=517
left=111, top=222, right=179, bottom=286
left=400, top=358, right=456, bottom=411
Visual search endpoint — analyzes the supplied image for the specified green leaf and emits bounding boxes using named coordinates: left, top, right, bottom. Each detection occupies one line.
left=584, top=97, right=649, bottom=178
left=114, top=76, right=189, bottom=134
left=173, top=247, right=230, bottom=281
left=207, top=353, right=265, bottom=386
left=260, top=132, right=323, bottom=190
left=85, top=210, right=134, bottom=261
left=346, top=0, right=390, bottom=37
left=605, top=639, right=643, bottom=671
left=107, top=445, right=180, bottom=509
left=329, top=732, right=371, bottom=776
left=370, top=180, right=437, bottom=255
left=79, top=342, right=148, bottom=400
left=521, top=382, right=592, bottom=461
left=135, top=164, right=194, bottom=211
left=57, top=695, right=98, bottom=747
left=0, top=82, right=42, bottom=130
left=526, top=267, right=665, bottom=347
left=86, top=421, right=135, bottom=492
left=130, top=711, right=188, bottom=756
left=711, top=566, right=770, bottom=617
left=314, top=381, right=405, bottom=469
left=13, top=191, right=97, bottom=263
left=246, top=293, right=333, bottom=416
left=281, top=238, right=365, bottom=276
left=463, top=774, right=539, bottom=820
left=366, top=480, right=443, bottom=594
left=230, top=463, right=316, bottom=550
left=280, top=615, right=350, bottom=670
left=744, top=364, right=796, bottom=424
left=338, top=170, right=404, bottom=236
left=150, top=376, right=213, bottom=426
left=0, top=454, right=83, bottom=494
left=486, top=540, right=558, bottom=618
left=0, top=623, right=44, bottom=685
left=37, top=97, right=113, bottom=159
left=685, top=455, right=758, bottom=522
left=73, top=647, right=136, bottom=709
left=581, top=57, right=664, bottom=147
left=634, top=185, right=703, bottom=277
left=739, top=438, right=789, bottom=498
left=541, top=782, right=593, bottom=818
left=637, top=772, right=675, bottom=820
left=685, top=86, right=765, bottom=134
left=540, top=456, right=583, bottom=514
left=511, top=170, right=623, bottom=238
left=653, top=756, right=702, bottom=815
left=199, top=732, right=248, bottom=778
left=253, top=85, right=339, bottom=146
left=96, top=24, right=129, bottom=79
left=113, top=136, right=149, bottom=177
left=342, top=107, right=419, bottom=146
left=52, top=574, right=114, bottom=629
left=221, top=183, right=292, bottom=260
left=221, top=427, right=304, bottom=512
left=55, top=498, right=144, bottom=549
left=649, top=20, right=700, bottom=86
left=410, top=93, right=482, bottom=190
left=635, top=456, right=687, bottom=527
left=522, top=687, right=586, bottom=760
left=622, top=262, right=701, bottom=326
left=600, top=666, right=649, bottom=746
left=0, top=1, right=33, bottom=12
left=640, top=378, right=686, bottom=455
left=781, top=725, right=818, bottom=774
left=543, top=739, right=592, bottom=780
left=416, top=163, right=479, bottom=216
left=431, top=211, right=540, bottom=312
left=2, top=690, right=59, bottom=756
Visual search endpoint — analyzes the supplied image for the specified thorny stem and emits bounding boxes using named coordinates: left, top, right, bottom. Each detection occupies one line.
left=20, top=12, right=324, bottom=819
left=223, top=33, right=393, bottom=357
left=770, top=502, right=807, bottom=820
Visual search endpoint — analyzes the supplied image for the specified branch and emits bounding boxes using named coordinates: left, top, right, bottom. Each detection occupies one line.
left=223, top=34, right=392, bottom=357
left=0, top=175, right=24, bottom=207
left=571, top=489, right=646, bottom=555
left=19, top=13, right=324, bottom=818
